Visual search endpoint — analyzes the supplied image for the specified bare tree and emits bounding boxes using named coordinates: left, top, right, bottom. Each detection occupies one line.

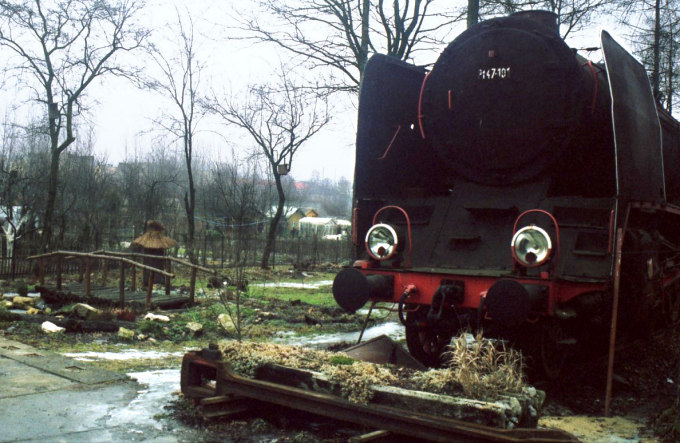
left=233, top=0, right=464, bottom=94
left=117, top=147, right=181, bottom=239
left=207, top=157, right=267, bottom=264
left=0, top=118, right=33, bottom=258
left=479, top=0, right=610, bottom=38
left=0, top=114, right=51, bottom=256
left=206, top=73, right=330, bottom=268
left=617, top=0, right=680, bottom=110
left=146, top=9, right=204, bottom=278
left=0, top=0, right=148, bottom=251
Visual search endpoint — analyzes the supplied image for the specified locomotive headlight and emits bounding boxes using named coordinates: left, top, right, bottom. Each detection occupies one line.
left=365, top=223, right=399, bottom=261
left=511, top=225, right=552, bottom=267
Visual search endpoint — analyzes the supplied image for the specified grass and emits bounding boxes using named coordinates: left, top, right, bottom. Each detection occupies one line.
left=442, top=332, right=526, bottom=399
left=246, top=272, right=336, bottom=307
left=0, top=268, right=371, bottom=374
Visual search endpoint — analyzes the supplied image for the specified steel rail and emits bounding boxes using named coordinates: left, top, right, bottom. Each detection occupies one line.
left=181, top=353, right=578, bottom=443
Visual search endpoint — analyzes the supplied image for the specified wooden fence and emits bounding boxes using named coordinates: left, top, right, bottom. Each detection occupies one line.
left=0, top=235, right=353, bottom=279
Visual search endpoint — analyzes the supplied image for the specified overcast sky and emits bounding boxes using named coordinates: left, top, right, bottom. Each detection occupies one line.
left=87, top=0, right=360, bottom=182
left=1, top=1, right=632, bottom=182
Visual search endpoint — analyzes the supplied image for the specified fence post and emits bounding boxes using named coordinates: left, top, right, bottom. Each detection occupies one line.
left=119, top=261, right=125, bottom=309
left=130, top=265, right=137, bottom=292
left=56, top=255, right=62, bottom=290
left=165, top=257, right=171, bottom=295
left=38, top=258, right=45, bottom=286
left=101, top=258, right=108, bottom=286
left=78, top=258, right=85, bottom=283
left=189, top=267, right=197, bottom=305
left=85, top=257, right=91, bottom=299
left=145, top=271, right=154, bottom=310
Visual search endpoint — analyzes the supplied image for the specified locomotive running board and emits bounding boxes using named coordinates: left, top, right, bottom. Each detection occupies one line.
left=181, top=351, right=578, bottom=443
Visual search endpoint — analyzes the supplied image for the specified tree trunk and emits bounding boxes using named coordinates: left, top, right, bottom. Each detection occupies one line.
left=41, top=149, right=62, bottom=251
left=467, top=0, right=479, bottom=28
left=652, top=0, right=662, bottom=102
left=358, top=0, right=370, bottom=79
left=261, top=171, right=285, bottom=269
left=184, top=132, right=197, bottom=267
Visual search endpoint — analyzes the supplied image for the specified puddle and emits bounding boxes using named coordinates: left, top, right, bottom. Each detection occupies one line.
left=63, top=350, right=184, bottom=362
left=108, top=369, right=180, bottom=431
left=274, top=321, right=405, bottom=347
left=251, top=280, right=333, bottom=289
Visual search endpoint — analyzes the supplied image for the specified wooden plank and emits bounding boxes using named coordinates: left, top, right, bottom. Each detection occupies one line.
left=198, top=396, right=260, bottom=419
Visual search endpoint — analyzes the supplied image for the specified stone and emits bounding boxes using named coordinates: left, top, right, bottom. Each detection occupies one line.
left=72, top=303, right=100, bottom=320
left=12, top=296, right=37, bottom=309
left=185, top=322, right=203, bottom=336
left=218, top=313, right=237, bottom=333
left=41, top=321, right=64, bottom=334
left=117, top=327, right=135, bottom=339
left=3, top=301, right=12, bottom=309
left=144, top=313, right=170, bottom=322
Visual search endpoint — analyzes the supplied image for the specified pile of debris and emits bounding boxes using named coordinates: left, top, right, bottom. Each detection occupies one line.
left=2, top=291, right=47, bottom=315
left=215, top=339, right=544, bottom=429
left=0, top=289, right=205, bottom=339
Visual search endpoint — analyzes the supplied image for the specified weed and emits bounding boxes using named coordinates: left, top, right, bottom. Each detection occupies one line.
left=440, top=332, right=526, bottom=399
left=0, top=305, right=17, bottom=321
left=15, top=282, right=28, bottom=297
left=328, top=355, right=355, bottom=366
left=136, top=320, right=186, bottom=341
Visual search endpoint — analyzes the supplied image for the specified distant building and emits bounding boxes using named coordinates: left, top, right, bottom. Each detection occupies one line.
left=287, top=207, right=320, bottom=234
left=298, top=217, right=351, bottom=239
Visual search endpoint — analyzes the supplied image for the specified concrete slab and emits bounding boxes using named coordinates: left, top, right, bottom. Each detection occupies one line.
left=0, top=338, right=201, bottom=442
left=0, top=337, right=127, bottom=384
left=0, top=381, right=140, bottom=442
left=0, top=355, right=75, bottom=398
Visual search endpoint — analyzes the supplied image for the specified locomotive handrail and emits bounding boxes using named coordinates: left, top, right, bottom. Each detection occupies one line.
left=373, top=205, right=413, bottom=267
left=511, top=209, right=561, bottom=272
left=377, top=125, right=401, bottom=160
left=417, top=71, right=431, bottom=139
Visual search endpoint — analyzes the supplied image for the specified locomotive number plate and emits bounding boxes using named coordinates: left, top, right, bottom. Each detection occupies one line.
left=478, top=67, right=511, bottom=80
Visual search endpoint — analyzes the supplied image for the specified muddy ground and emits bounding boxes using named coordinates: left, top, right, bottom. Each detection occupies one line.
left=1, top=269, right=679, bottom=442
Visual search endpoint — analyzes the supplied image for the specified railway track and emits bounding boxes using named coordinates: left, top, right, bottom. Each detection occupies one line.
left=180, top=349, right=579, bottom=442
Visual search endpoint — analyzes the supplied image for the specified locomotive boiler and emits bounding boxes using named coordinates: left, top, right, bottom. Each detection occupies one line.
left=332, top=11, right=680, bottom=376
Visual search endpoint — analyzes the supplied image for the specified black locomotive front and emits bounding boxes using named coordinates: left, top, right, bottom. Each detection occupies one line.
left=333, top=11, right=680, bottom=374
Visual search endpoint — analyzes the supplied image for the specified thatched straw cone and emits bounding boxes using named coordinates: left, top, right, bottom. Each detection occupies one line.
left=132, top=220, right=176, bottom=250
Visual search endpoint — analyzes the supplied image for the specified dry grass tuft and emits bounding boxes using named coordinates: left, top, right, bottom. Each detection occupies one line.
left=322, top=360, right=397, bottom=403
left=440, top=332, right=526, bottom=399
left=218, top=335, right=526, bottom=404
left=219, top=341, right=396, bottom=404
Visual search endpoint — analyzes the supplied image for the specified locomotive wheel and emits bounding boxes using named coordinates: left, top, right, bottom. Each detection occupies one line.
left=404, top=308, right=454, bottom=368
left=539, top=319, right=569, bottom=379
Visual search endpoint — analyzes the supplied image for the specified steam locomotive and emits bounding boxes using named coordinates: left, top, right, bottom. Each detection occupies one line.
left=332, top=11, right=680, bottom=376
